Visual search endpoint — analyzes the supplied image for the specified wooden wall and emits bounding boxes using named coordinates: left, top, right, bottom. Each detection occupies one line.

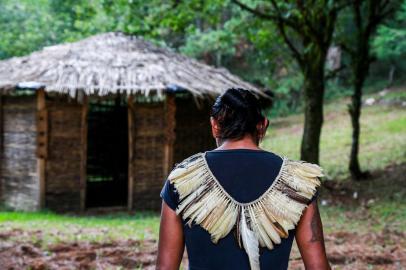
left=129, top=94, right=214, bottom=211
left=0, top=95, right=39, bottom=211
left=45, top=97, right=84, bottom=212
left=0, top=93, right=214, bottom=213
left=130, top=100, right=167, bottom=210
left=173, top=95, right=216, bottom=165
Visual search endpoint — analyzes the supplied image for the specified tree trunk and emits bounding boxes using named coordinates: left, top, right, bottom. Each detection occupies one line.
left=345, top=0, right=394, bottom=180
left=348, top=76, right=363, bottom=179
left=387, top=64, right=396, bottom=88
left=300, top=55, right=326, bottom=164
left=348, top=58, right=370, bottom=180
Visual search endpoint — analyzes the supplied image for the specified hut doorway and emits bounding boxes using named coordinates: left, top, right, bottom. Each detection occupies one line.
left=85, top=97, right=128, bottom=208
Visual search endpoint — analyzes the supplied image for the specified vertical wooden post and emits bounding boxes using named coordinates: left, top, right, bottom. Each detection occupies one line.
left=127, top=95, right=135, bottom=211
left=36, top=88, right=47, bottom=210
left=0, top=94, right=3, bottom=202
left=163, top=93, right=176, bottom=178
left=79, top=93, right=88, bottom=212
left=0, top=95, right=3, bottom=153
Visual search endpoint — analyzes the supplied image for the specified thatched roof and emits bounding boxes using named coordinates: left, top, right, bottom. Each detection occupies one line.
left=0, top=32, right=264, bottom=98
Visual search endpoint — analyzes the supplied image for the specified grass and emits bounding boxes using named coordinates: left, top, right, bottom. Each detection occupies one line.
left=1, top=202, right=404, bottom=249
left=0, top=86, right=405, bottom=250
left=0, top=211, right=160, bottom=248
left=380, top=88, right=406, bottom=101
left=320, top=201, right=406, bottom=234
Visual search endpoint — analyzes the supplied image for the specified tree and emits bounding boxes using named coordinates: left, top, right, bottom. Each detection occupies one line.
left=48, top=0, right=108, bottom=41
left=232, top=0, right=349, bottom=164
left=101, top=0, right=297, bottom=115
left=0, top=0, right=54, bottom=59
left=372, top=0, right=406, bottom=86
left=0, top=0, right=107, bottom=59
left=338, top=0, right=401, bottom=180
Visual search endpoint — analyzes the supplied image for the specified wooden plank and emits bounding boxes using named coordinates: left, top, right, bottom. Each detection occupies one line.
left=79, top=94, right=88, bottom=212
left=131, top=101, right=167, bottom=211
left=44, top=95, right=84, bottom=212
left=36, top=88, right=46, bottom=209
left=0, top=95, right=3, bottom=153
left=2, top=96, right=38, bottom=211
left=0, top=94, right=3, bottom=202
left=127, top=95, right=135, bottom=211
left=163, top=93, right=176, bottom=178
left=36, top=109, right=48, bottom=158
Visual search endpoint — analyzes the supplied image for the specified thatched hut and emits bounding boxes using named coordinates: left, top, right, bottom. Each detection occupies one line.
left=0, top=32, right=265, bottom=212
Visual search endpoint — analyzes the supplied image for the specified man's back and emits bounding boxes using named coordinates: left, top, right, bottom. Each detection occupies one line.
left=161, top=149, right=316, bottom=269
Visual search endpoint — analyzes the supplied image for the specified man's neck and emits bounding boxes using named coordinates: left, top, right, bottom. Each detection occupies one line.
left=216, top=136, right=261, bottom=150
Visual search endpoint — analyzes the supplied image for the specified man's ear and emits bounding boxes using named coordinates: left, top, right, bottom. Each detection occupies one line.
left=210, top=117, right=220, bottom=138
left=264, top=118, right=269, bottom=130
left=257, top=117, right=269, bottom=139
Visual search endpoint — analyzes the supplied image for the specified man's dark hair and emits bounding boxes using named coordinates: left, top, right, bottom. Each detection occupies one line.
left=210, top=88, right=265, bottom=140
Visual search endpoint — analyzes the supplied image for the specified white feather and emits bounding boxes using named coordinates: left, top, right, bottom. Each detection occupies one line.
left=240, top=207, right=260, bottom=270
left=175, top=184, right=206, bottom=214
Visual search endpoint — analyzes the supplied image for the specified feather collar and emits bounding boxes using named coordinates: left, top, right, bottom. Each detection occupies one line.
left=168, top=152, right=323, bottom=270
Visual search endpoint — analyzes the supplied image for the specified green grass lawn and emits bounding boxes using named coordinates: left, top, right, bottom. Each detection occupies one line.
left=0, top=211, right=160, bottom=249
left=1, top=87, right=405, bottom=250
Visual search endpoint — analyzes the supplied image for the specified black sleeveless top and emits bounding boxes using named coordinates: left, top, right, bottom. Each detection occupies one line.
left=160, top=149, right=315, bottom=270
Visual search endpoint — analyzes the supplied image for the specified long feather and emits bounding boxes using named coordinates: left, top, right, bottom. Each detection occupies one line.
left=180, top=181, right=215, bottom=215
left=210, top=203, right=238, bottom=243
left=175, top=170, right=206, bottom=197
left=176, top=184, right=206, bottom=214
left=258, top=201, right=288, bottom=238
left=296, top=162, right=324, bottom=176
left=249, top=206, right=274, bottom=249
left=168, top=161, right=202, bottom=180
left=257, top=211, right=281, bottom=244
left=235, top=207, right=242, bottom=248
left=240, top=207, right=260, bottom=270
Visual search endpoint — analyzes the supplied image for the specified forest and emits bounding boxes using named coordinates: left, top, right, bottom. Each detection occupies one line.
left=0, top=0, right=405, bottom=269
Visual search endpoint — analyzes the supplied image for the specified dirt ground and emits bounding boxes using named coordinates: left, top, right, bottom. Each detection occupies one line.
left=0, top=163, right=405, bottom=270
left=291, top=230, right=406, bottom=270
left=0, top=228, right=404, bottom=270
left=0, top=229, right=157, bottom=270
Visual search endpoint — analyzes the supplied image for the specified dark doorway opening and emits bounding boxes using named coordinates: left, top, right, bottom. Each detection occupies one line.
left=86, top=96, right=128, bottom=208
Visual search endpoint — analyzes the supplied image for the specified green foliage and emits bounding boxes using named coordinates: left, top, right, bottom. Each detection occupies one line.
left=48, top=0, right=109, bottom=41
left=180, top=23, right=238, bottom=62
left=373, top=1, right=406, bottom=60
left=267, top=73, right=304, bottom=117
left=324, top=80, right=353, bottom=101
left=0, top=0, right=54, bottom=59
left=99, top=0, right=166, bottom=37
left=0, top=0, right=110, bottom=59
left=0, top=0, right=404, bottom=117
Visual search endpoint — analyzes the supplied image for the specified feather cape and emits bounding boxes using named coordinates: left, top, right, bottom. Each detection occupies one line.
left=168, top=152, right=323, bottom=270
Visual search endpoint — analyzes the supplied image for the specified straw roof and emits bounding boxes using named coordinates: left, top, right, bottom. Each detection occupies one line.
left=0, top=32, right=264, bottom=98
